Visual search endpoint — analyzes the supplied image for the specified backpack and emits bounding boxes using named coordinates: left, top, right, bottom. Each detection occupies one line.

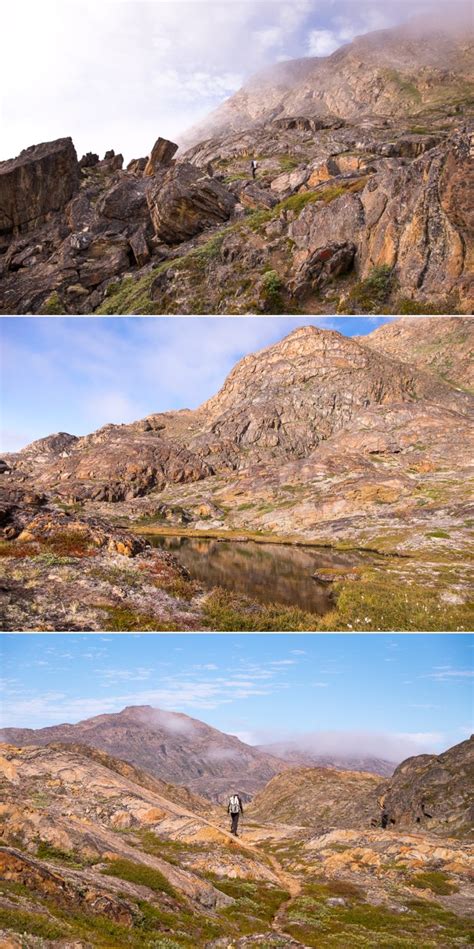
left=229, top=795, right=240, bottom=814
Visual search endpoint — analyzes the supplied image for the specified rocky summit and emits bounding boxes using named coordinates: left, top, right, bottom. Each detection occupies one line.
left=0, top=318, right=473, bottom=631
left=0, top=20, right=473, bottom=315
left=0, top=735, right=472, bottom=947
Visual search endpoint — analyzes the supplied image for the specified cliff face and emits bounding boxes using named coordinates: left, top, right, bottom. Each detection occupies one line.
left=0, top=22, right=472, bottom=315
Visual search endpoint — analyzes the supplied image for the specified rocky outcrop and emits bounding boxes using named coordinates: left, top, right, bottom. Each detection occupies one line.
left=379, top=736, right=474, bottom=837
left=144, top=136, right=179, bottom=176
left=248, top=767, right=383, bottom=830
left=0, top=138, right=78, bottom=246
left=147, top=162, right=236, bottom=243
left=0, top=21, right=472, bottom=313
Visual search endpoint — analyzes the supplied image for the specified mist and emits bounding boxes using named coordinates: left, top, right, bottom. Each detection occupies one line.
left=255, top=729, right=446, bottom=763
left=2, top=0, right=471, bottom=162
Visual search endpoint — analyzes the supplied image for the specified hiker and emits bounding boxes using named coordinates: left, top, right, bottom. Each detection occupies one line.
left=227, top=793, right=244, bottom=836
left=250, top=159, right=258, bottom=180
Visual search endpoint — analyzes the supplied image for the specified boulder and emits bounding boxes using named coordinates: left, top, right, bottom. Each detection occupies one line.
left=127, top=157, right=148, bottom=174
left=0, top=138, right=79, bottom=242
left=144, top=137, right=179, bottom=177
left=98, top=176, right=152, bottom=224
left=147, top=162, right=236, bottom=243
left=129, top=226, right=150, bottom=267
left=289, top=241, right=356, bottom=298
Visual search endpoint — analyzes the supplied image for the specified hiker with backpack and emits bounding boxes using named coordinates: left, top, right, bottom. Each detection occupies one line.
left=227, top=793, right=244, bottom=835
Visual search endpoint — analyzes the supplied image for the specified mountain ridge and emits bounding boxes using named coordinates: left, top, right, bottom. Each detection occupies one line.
left=0, top=704, right=395, bottom=801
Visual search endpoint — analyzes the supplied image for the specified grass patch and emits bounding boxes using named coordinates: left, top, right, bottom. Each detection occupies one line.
left=0, top=907, right=65, bottom=940
left=425, top=530, right=450, bottom=539
left=36, top=840, right=89, bottom=867
left=202, top=587, right=324, bottom=631
left=284, top=882, right=473, bottom=948
left=340, top=265, right=394, bottom=313
left=409, top=871, right=458, bottom=895
left=99, top=605, right=180, bottom=632
left=102, top=858, right=178, bottom=898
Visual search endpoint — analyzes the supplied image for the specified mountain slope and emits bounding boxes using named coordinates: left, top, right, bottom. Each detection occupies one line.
left=255, top=742, right=395, bottom=777
left=358, top=316, right=474, bottom=391
left=183, top=18, right=474, bottom=144
left=0, top=706, right=288, bottom=801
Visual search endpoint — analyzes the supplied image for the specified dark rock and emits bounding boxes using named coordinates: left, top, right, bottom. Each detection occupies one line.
left=79, top=152, right=100, bottom=169
left=0, top=138, right=79, bottom=242
left=129, top=226, right=150, bottom=267
left=289, top=241, right=356, bottom=298
left=98, top=177, right=152, bottom=224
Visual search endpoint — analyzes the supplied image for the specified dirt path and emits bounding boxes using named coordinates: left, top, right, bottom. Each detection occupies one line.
left=234, top=831, right=302, bottom=938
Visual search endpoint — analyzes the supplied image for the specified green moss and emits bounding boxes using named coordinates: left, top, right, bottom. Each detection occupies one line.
left=36, top=840, right=90, bottom=867
left=39, top=291, right=65, bottom=315
left=102, top=858, right=178, bottom=898
left=395, top=297, right=460, bottom=315
left=425, top=530, right=450, bottom=539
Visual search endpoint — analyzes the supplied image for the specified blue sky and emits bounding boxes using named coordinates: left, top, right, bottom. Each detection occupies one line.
left=1, top=1, right=458, bottom=161
left=1, top=316, right=392, bottom=452
left=1, top=634, right=472, bottom=761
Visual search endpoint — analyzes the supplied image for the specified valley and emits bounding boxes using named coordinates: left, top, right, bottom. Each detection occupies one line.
left=0, top=725, right=472, bottom=948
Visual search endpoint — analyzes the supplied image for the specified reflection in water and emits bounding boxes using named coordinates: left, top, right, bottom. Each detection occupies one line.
left=148, top=535, right=362, bottom=615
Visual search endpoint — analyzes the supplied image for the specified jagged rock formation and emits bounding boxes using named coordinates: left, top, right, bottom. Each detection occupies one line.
left=0, top=737, right=472, bottom=946
left=379, top=736, right=474, bottom=837
left=0, top=21, right=472, bottom=314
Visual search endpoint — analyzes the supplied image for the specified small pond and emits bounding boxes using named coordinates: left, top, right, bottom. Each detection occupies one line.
left=148, top=535, right=367, bottom=615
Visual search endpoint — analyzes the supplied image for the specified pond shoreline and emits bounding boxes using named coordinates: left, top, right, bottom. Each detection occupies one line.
left=131, top=524, right=399, bottom=560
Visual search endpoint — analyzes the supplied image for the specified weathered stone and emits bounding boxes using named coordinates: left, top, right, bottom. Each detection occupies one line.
left=289, top=241, right=356, bottom=298
left=127, top=156, right=148, bottom=174
left=147, top=162, right=236, bottom=243
left=128, top=225, right=150, bottom=267
left=0, top=138, right=79, bottom=241
left=144, top=136, right=179, bottom=176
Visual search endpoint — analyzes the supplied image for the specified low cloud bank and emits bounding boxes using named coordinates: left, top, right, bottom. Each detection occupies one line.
left=254, top=729, right=445, bottom=763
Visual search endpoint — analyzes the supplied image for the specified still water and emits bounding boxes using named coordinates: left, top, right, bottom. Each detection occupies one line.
left=149, top=535, right=365, bottom=615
